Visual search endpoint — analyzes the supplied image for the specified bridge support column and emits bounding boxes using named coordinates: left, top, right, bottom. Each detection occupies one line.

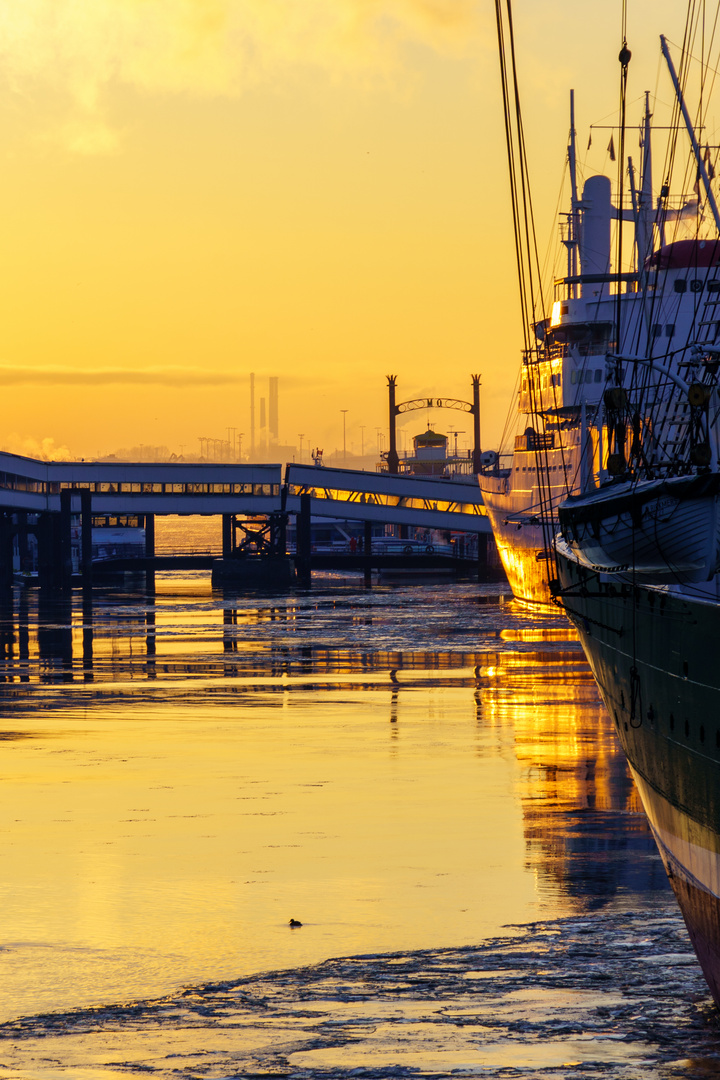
left=38, top=513, right=57, bottom=588
left=80, top=491, right=93, bottom=586
left=477, top=532, right=488, bottom=582
left=144, top=513, right=155, bottom=595
left=60, top=490, right=73, bottom=590
left=222, top=514, right=233, bottom=558
left=0, top=513, right=14, bottom=592
left=144, top=513, right=155, bottom=557
left=363, top=520, right=372, bottom=586
left=296, top=493, right=312, bottom=587
left=17, top=512, right=29, bottom=573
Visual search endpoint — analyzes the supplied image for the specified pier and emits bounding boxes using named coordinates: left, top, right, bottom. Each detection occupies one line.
left=0, top=451, right=497, bottom=588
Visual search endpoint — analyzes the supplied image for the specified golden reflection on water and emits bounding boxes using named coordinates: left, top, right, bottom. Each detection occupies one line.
left=476, top=650, right=665, bottom=907
left=0, top=577, right=667, bottom=1023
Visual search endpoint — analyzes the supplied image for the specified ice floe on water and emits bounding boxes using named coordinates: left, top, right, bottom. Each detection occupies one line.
left=1, top=907, right=719, bottom=1079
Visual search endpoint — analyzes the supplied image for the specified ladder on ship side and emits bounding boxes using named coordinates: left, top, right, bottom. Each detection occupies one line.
left=694, top=290, right=720, bottom=346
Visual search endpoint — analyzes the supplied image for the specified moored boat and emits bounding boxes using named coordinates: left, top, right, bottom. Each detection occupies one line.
left=491, top=0, right=720, bottom=1004
left=482, top=6, right=720, bottom=606
left=549, top=6, right=720, bottom=1004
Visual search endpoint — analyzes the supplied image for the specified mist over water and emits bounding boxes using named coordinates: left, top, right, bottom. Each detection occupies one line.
left=1, top=570, right=713, bottom=1077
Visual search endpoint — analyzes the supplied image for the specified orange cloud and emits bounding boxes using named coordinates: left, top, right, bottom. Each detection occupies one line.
left=0, top=0, right=481, bottom=152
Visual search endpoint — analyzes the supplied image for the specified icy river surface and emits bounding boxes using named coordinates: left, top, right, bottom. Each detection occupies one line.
left=0, top=556, right=717, bottom=1077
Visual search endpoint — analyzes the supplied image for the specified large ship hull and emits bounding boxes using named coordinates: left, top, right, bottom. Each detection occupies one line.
left=481, top=486, right=554, bottom=605
left=480, top=443, right=580, bottom=606
left=556, top=541, right=720, bottom=1003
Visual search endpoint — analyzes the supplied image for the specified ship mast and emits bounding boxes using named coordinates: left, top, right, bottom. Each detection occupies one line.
left=567, top=90, right=580, bottom=293
left=637, top=91, right=654, bottom=284
left=661, top=34, right=720, bottom=235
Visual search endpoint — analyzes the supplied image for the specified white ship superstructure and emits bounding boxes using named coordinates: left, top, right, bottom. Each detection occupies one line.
left=480, top=90, right=716, bottom=603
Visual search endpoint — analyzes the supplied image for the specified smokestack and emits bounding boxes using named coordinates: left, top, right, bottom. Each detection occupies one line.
left=269, top=377, right=278, bottom=446
left=250, top=372, right=256, bottom=460
left=580, top=175, right=612, bottom=292
left=260, top=397, right=266, bottom=453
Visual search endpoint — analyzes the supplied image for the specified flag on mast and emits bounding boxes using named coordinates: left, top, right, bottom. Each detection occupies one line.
left=608, top=135, right=616, bottom=161
left=705, top=144, right=716, bottom=181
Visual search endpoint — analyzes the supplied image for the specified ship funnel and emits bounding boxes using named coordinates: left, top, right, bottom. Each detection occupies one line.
left=580, top=175, right=611, bottom=293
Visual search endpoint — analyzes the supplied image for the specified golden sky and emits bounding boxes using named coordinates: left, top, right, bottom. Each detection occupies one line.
left=0, top=0, right=703, bottom=460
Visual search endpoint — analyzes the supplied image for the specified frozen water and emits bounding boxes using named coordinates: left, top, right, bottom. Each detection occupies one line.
left=1, top=910, right=717, bottom=1078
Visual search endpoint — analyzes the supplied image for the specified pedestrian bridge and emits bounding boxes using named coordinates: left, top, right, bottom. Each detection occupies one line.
left=0, top=454, right=282, bottom=515
left=0, top=452, right=489, bottom=532
left=284, top=464, right=490, bottom=532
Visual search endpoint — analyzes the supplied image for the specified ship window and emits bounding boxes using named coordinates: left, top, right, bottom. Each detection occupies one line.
left=571, top=371, right=577, bottom=384
left=594, top=370, right=602, bottom=382
left=666, top=324, right=676, bottom=338
left=674, top=278, right=687, bottom=293
left=690, top=279, right=703, bottom=293
left=585, top=370, right=592, bottom=383
left=708, top=280, right=720, bottom=293
left=652, top=323, right=662, bottom=338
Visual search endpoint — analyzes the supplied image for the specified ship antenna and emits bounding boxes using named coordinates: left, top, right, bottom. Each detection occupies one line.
left=614, top=16, right=632, bottom=376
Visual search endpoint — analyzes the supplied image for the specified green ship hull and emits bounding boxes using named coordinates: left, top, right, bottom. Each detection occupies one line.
left=556, top=543, right=720, bottom=1004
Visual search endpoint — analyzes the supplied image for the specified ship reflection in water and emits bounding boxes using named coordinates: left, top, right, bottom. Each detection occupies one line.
left=477, top=648, right=668, bottom=908
left=0, top=576, right=678, bottom=1059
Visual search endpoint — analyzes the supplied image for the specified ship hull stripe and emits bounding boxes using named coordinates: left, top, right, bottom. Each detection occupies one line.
left=637, top=788, right=720, bottom=1005
left=630, top=766, right=720, bottom=899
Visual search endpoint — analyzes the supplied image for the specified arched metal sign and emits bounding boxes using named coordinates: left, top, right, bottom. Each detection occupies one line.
left=386, top=376, right=482, bottom=475
left=396, top=397, right=473, bottom=414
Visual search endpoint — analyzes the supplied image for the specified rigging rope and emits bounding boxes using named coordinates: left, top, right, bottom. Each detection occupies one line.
left=494, top=0, right=560, bottom=593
